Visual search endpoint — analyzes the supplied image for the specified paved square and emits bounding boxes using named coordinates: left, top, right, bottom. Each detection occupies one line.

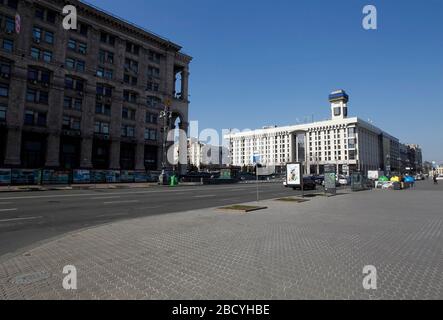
left=0, top=183, right=442, bottom=300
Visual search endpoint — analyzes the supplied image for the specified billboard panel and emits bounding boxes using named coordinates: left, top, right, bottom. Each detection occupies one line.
left=286, top=163, right=302, bottom=186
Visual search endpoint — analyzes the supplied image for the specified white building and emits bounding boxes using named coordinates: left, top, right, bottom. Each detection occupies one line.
left=225, top=90, right=401, bottom=175
left=174, top=138, right=230, bottom=169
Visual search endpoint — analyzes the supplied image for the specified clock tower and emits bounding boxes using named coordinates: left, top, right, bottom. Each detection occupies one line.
left=329, top=90, right=349, bottom=120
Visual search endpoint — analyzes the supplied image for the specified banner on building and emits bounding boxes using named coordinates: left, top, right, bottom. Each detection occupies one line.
left=73, top=170, right=91, bottom=184
left=0, top=169, right=12, bottom=185
left=42, top=170, right=70, bottom=184
left=134, top=171, right=148, bottom=182
left=105, top=170, right=120, bottom=183
left=121, top=171, right=135, bottom=183
left=11, top=169, right=41, bottom=185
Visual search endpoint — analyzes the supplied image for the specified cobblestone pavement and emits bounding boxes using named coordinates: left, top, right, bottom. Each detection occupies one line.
left=0, top=183, right=442, bottom=300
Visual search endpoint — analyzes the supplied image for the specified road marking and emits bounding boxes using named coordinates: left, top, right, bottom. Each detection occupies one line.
left=0, top=216, right=41, bottom=223
left=0, top=208, right=17, bottom=212
left=0, top=185, right=272, bottom=201
left=136, top=205, right=162, bottom=210
left=193, top=195, right=216, bottom=198
left=103, top=200, right=140, bottom=205
left=0, top=202, right=13, bottom=205
left=90, top=196, right=121, bottom=200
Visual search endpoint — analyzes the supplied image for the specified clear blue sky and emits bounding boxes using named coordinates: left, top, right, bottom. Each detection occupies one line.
left=88, top=0, right=443, bottom=162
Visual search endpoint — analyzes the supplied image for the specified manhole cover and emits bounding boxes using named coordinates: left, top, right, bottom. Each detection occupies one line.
left=11, top=271, right=51, bottom=285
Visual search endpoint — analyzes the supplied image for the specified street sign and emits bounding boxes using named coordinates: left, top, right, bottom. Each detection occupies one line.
left=15, top=14, right=21, bottom=34
left=286, top=163, right=302, bottom=187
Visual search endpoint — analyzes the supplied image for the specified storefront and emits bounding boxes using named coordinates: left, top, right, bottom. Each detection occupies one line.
left=92, top=139, right=110, bottom=169
left=120, top=142, right=135, bottom=170
left=21, top=132, right=47, bottom=168
left=60, top=136, right=81, bottom=169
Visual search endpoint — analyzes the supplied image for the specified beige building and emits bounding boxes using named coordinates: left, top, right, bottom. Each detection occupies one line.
left=0, top=0, right=191, bottom=171
left=226, top=90, right=402, bottom=175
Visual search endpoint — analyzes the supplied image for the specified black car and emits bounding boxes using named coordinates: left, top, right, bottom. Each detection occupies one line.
left=292, top=176, right=317, bottom=191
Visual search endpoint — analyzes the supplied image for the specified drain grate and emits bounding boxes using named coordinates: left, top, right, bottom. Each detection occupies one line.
left=10, top=271, right=51, bottom=285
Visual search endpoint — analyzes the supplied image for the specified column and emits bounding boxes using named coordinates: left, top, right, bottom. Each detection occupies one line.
left=4, top=128, right=22, bottom=166
left=181, top=68, right=189, bottom=101
left=178, top=121, right=189, bottom=175
left=80, top=137, right=93, bottom=168
left=135, top=143, right=145, bottom=171
left=109, top=140, right=121, bottom=170
left=45, top=133, right=60, bottom=167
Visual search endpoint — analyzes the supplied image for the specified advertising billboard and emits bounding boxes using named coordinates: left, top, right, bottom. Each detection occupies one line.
left=286, top=163, right=302, bottom=186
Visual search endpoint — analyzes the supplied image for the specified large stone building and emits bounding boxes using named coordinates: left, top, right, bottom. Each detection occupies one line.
left=226, top=90, right=405, bottom=176
left=400, top=143, right=423, bottom=174
left=0, top=0, right=191, bottom=171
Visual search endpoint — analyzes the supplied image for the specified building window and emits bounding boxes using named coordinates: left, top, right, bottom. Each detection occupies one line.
left=146, top=81, right=159, bottom=92
left=26, top=88, right=48, bottom=104
left=35, top=6, right=56, bottom=24
left=96, top=84, right=112, bottom=97
left=124, top=74, right=137, bottom=86
left=146, top=112, right=158, bottom=124
left=98, top=49, right=114, bottom=64
left=65, top=58, right=85, bottom=72
left=65, top=76, right=84, bottom=92
left=126, top=42, right=140, bottom=55
left=64, top=96, right=82, bottom=111
left=0, top=103, right=6, bottom=121
left=2, top=39, right=13, bottom=52
left=124, top=58, right=138, bottom=73
left=122, top=107, right=136, bottom=120
left=145, top=129, right=157, bottom=141
left=67, top=39, right=87, bottom=54
left=0, top=83, right=8, bottom=97
left=100, top=32, right=115, bottom=46
left=147, top=66, right=160, bottom=78
left=24, top=110, right=46, bottom=126
left=62, top=116, right=81, bottom=131
left=121, top=125, right=135, bottom=138
left=148, top=50, right=161, bottom=63
left=147, top=96, right=161, bottom=107
left=96, top=67, right=113, bottom=79
left=2, top=0, right=18, bottom=9
left=95, top=102, right=111, bottom=116
left=42, top=50, right=52, bottom=62
left=123, top=90, right=137, bottom=103
left=5, top=16, right=15, bottom=33
left=94, top=121, right=109, bottom=134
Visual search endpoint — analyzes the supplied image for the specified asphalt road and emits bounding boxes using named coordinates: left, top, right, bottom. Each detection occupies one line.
left=0, top=182, right=312, bottom=258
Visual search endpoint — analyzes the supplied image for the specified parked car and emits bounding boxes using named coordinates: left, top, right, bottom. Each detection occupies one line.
left=292, top=176, right=317, bottom=191
left=337, top=175, right=350, bottom=186
left=415, top=174, right=425, bottom=181
left=313, top=175, right=324, bottom=185
left=437, top=175, right=443, bottom=181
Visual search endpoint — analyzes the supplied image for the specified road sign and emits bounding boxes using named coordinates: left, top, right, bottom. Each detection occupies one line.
left=15, top=14, right=21, bottom=34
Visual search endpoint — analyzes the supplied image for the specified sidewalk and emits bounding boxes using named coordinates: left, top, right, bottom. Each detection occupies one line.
left=0, top=182, right=158, bottom=193
left=0, top=186, right=441, bottom=299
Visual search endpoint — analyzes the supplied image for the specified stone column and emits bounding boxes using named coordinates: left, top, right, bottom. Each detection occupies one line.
left=178, top=122, right=189, bottom=175
left=45, top=133, right=60, bottom=168
left=109, top=140, right=121, bottom=170
left=135, top=143, right=145, bottom=171
left=80, top=137, right=93, bottom=168
left=4, top=128, right=22, bottom=166
left=181, top=68, right=190, bottom=101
